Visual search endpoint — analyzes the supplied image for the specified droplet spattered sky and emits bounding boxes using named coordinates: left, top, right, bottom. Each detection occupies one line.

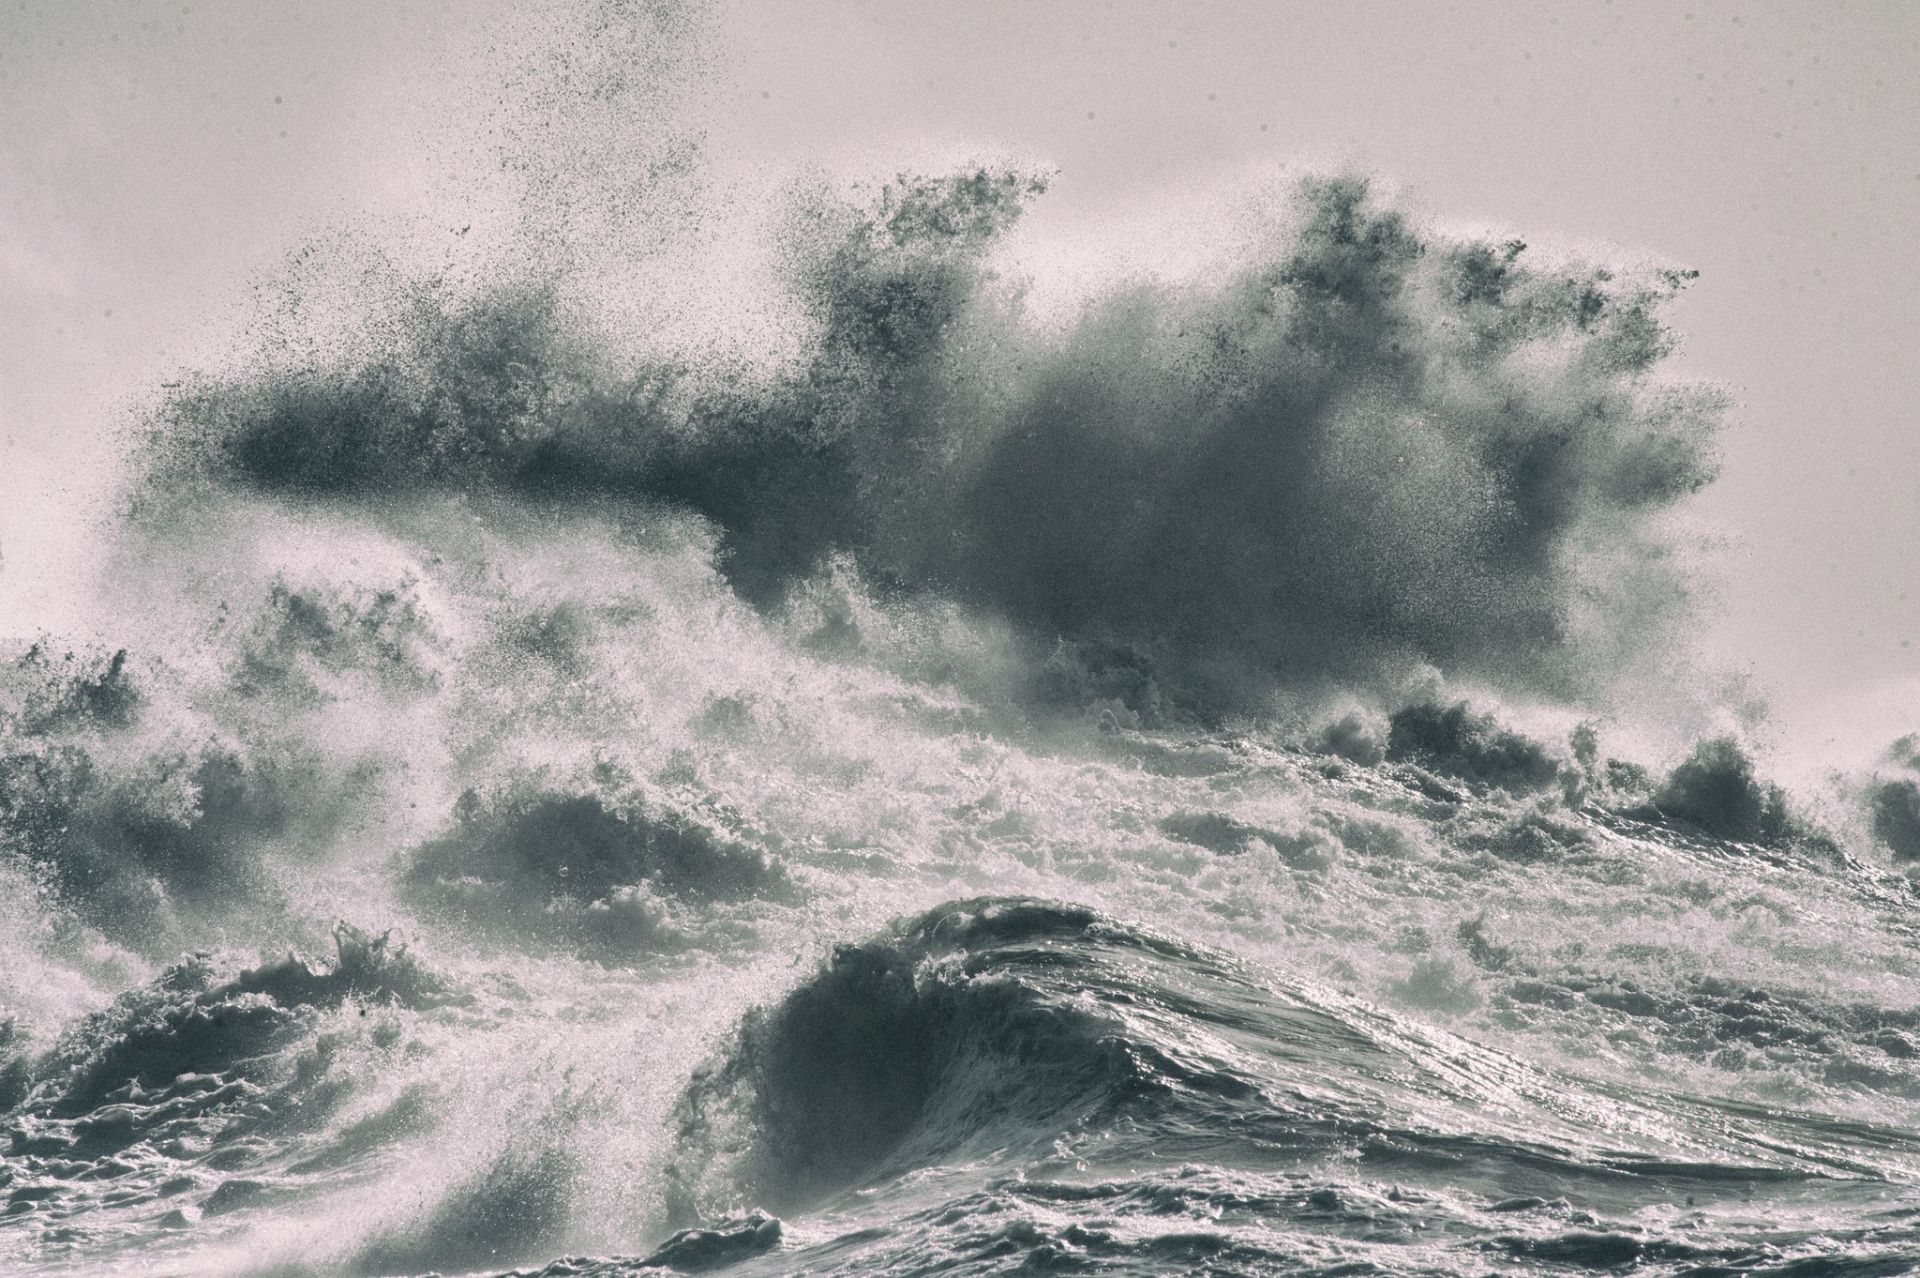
left=1, top=0, right=1915, bottom=761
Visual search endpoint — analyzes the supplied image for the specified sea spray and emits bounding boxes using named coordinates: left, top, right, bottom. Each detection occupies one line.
left=138, top=166, right=1724, bottom=714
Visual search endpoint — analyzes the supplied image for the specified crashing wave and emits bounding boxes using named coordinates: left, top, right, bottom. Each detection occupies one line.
left=400, top=782, right=798, bottom=958
left=5, top=925, right=450, bottom=1164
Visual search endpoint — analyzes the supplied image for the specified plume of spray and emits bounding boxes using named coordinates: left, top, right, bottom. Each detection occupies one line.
left=137, top=161, right=1727, bottom=719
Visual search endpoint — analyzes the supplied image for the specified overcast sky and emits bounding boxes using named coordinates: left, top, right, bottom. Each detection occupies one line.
left=2, top=0, right=1916, bottom=759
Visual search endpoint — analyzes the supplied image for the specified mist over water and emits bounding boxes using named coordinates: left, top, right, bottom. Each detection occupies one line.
left=6, top=3, right=1920, bottom=1275
left=141, top=150, right=1724, bottom=712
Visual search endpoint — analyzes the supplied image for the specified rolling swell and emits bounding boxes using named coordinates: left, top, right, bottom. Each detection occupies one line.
left=656, top=897, right=1913, bottom=1277
left=665, top=899, right=1231, bottom=1217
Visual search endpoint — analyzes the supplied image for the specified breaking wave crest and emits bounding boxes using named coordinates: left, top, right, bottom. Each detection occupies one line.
left=666, top=900, right=1205, bottom=1214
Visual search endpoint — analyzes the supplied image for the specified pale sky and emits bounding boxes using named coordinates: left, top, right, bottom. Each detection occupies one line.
left=2, top=0, right=1916, bottom=760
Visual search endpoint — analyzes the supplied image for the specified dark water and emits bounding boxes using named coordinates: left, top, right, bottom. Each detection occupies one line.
left=6, top=4, right=1920, bottom=1274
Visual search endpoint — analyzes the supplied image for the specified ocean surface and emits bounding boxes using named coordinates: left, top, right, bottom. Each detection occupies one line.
left=6, top=486, right=1920, bottom=1277
left=6, top=598, right=1920, bottom=1278
left=7, top=7, right=1920, bottom=1270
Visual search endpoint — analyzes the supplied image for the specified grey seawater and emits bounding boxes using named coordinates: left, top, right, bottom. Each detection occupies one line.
left=6, top=663, right=1920, bottom=1277
left=646, top=897, right=1920, bottom=1278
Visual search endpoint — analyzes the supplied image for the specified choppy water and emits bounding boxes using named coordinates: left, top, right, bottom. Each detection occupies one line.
left=7, top=4, right=1920, bottom=1273
left=6, top=515, right=1920, bottom=1277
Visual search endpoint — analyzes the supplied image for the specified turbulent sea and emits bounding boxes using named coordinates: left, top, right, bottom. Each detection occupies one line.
left=13, top=590, right=1920, bottom=1278
left=10, top=9, right=1920, bottom=1273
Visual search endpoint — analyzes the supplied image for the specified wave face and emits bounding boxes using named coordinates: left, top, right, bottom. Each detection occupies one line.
left=654, top=897, right=1920, bottom=1277
left=6, top=3, right=1920, bottom=1276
